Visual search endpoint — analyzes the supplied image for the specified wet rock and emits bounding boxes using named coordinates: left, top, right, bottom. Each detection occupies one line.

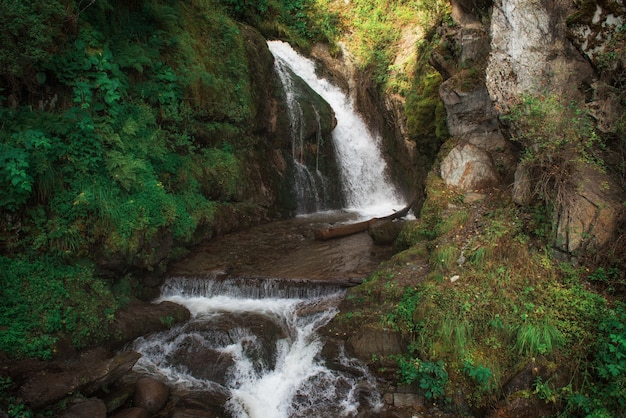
left=171, top=347, right=234, bottom=385
left=171, top=409, right=218, bottom=418
left=368, top=219, right=405, bottom=245
left=108, top=300, right=190, bottom=349
left=133, top=377, right=169, bottom=415
left=19, top=350, right=141, bottom=408
left=101, top=383, right=135, bottom=414
left=170, top=312, right=286, bottom=377
left=110, top=407, right=149, bottom=418
left=440, top=142, right=499, bottom=191
left=348, top=327, right=404, bottom=359
left=61, top=398, right=106, bottom=418
left=174, top=390, right=230, bottom=416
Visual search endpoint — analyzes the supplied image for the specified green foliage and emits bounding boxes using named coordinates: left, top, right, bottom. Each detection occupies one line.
left=219, top=0, right=269, bottom=23
left=0, top=0, right=272, bottom=357
left=397, top=356, right=449, bottom=400
left=463, top=359, right=496, bottom=393
left=0, top=256, right=117, bottom=359
left=513, top=318, right=564, bottom=357
left=593, top=304, right=626, bottom=408
left=0, top=0, right=67, bottom=78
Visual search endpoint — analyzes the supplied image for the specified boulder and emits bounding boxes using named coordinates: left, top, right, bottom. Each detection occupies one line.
left=101, top=383, right=135, bottom=414
left=171, top=410, right=218, bottom=418
left=554, top=167, right=624, bottom=254
left=133, top=377, right=169, bottom=415
left=440, top=142, right=499, bottom=191
left=108, top=300, right=190, bottom=349
left=110, top=407, right=150, bottom=418
left=348, top=327, right=404, bottom=359
left=368, top=219, right=405, bottom=245
left=174, top=390, right=230, bottom=416
left=19, top=350, right=141, bottom=408
left=61, top=398, right=106, bottom=418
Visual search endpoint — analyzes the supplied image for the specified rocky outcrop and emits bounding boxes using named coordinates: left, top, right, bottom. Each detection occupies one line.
left=566, top=1, right=626, bottom=137
left=433, top=1, right=516, bottom=191
left=439, top=0, right=625, bottom=255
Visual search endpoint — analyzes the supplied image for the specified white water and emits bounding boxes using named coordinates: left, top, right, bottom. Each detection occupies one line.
left=132, top=277, right=383, bottom=418
left=268, top=41, right=404, bottom=218
left=273, top=52, right=329, bottom=214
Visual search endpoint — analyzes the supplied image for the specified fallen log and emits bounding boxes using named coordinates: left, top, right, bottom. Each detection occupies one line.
left=314, top=200, right=415, bottom=241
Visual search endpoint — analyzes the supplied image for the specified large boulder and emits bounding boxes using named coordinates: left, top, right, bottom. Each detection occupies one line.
left=554, top=167, right=623, bottom=254
left=110, top=407, right=149, bottom=418
left=133, top=377, right=169, bottom=415
left=348, top=327, right=404, bottom=359
left=18, top=350, right=141, bottom=408
left=108, top=300, right=190, bottom=349
left=440, top=142, right=499, bottom=191
left=61, top=398, right=107, bottom=418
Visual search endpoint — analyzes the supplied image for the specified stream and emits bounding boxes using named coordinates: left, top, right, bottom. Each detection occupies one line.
left=129, top=42, right=407, bottom=417
left=130, top=213, right=399, bottom=417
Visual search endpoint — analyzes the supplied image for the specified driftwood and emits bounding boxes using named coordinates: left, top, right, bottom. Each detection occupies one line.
left=314, top=200, right=414, bottom=241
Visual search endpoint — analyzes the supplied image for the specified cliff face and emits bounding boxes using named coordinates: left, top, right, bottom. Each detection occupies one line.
left=438, top=0, right=625, bottom=256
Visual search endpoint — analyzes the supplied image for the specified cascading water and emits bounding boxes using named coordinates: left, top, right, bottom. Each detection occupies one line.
left=132, top=275, right=383, bottom=417
left=269, top=41, right=404, bottom=218
left=129, top=42, right=407, bottom=418
left=273, top=55, right=330, bottom=214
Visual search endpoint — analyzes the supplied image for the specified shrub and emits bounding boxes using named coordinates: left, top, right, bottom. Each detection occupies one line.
left=397, top=356, right=449, bottom=400
left=503, top=94, right=605, bottom=209
left=0, top=256, right=117, bottom=359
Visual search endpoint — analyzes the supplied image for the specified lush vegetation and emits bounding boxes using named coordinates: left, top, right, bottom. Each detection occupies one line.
left=2, top=0, right=625, bottom=417
left=0, top=0, right=334, bottom=361
left=337, top=169, right=625, bottom=416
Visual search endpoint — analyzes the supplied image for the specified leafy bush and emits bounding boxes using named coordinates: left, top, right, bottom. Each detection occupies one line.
left=0, top=0, right=67, bottom=78
left=0, top=256, right=117, bottom=359
left=397, top=356, right=449, bottom=400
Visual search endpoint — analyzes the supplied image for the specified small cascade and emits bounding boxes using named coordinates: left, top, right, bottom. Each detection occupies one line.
left=132, top=276, right=383, bottom=418
left=269, top=41, right=404, bottom=218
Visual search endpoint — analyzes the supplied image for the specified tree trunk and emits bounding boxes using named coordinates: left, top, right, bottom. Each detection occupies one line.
left=314, top=200, right=414, bottom=241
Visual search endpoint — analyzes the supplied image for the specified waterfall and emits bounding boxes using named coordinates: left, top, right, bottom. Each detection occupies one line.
left=132, top=276, right=383, bottom=418
left=273, top=54, right=329, bottom=214
left=269, top=41, right=404, bottom=218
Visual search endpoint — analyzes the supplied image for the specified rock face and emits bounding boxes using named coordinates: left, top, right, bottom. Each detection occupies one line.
left=433, top=2, right=516, bottom=194
left=486, top=0, right=594, bottom=109
left=554, top=167, right=624, bottom=254
left=438, top=0, right=625, bottom=255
